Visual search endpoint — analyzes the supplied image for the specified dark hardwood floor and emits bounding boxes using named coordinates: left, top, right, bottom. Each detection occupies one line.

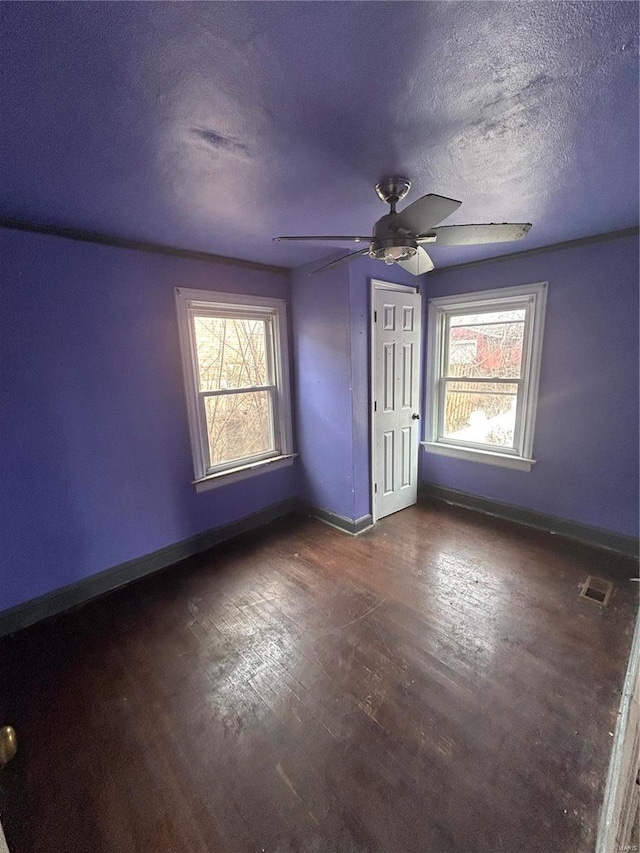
left=0, top=501, right=637, bottom=853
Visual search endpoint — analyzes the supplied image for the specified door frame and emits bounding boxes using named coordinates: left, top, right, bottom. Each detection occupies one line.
left=369, top=278, right=422, bottom=523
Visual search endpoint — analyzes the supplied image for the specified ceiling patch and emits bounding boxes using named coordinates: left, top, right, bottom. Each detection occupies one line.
left=191, top=127, right=248, bottom=154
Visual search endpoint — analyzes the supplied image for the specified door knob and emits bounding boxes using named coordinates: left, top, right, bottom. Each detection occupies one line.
left=412, top=413, right=420, bottom=420
left=0, top=726, right=17, bottom=768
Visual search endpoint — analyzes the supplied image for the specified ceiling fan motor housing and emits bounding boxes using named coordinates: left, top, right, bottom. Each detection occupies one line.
left=370, top=213, right=418, bottom=262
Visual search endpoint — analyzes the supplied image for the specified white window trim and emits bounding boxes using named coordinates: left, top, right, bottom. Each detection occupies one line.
left=422, top=281, right=547, bottom=471
left=175, top=287, right=294, bottom=489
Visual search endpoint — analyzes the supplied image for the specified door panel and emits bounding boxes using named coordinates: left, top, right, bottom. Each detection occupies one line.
left=383, top=304, right=396, bottom=329
left=403, top=306, right=414, bottom=331
left=373, top=286, right=422, bottom=521
left=401, top=426, right=412, bottom=487
left=402, top=343, right=413, bottom=407
left=383, top=431, right=394, bottom=495
left=383, top=343, right=395, bottom=411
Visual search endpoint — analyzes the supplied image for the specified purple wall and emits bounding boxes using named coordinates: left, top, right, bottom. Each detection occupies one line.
left=0, top=229, right=297, bottom=613
left=292, top=254, right=420, bottom=523
left=291, top=262, right=356, bottom=520
left=420, top=233, right=639, bottom=538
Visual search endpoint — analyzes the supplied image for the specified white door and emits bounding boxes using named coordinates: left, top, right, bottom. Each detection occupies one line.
left=372, top=284, right=422, bottom=521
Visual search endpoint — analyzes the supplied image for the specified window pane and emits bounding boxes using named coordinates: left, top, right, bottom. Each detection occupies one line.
left=443, top=381, right=518, bottom=448
left=450, top=309, right=526, bottom=326
left=194, top=316, right=268, bottom=391
left=448, top=309, right=525, bottom=379
left=205, top=391, right=273, bottom=466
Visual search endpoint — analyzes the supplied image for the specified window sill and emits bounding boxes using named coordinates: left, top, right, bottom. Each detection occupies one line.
left=193, top=453, right=298, bottom=493
left=421, top=442, right=535, bottom=472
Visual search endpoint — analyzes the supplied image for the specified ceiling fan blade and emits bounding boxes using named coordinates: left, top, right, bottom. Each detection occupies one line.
left=423, top=223, right=532, bottom=246
left=274, top=235, right=370, bottom=243
left=397, top=246, right=435, bottom=276
left=309, top=248, right=370, bottom=276
left=394, top=194, right=462, bottom=235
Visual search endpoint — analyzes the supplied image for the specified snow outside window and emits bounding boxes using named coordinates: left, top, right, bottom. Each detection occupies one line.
left=423, top=282, right=547, bottom=471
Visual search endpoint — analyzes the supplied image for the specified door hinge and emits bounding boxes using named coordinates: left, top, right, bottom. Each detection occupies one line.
left=374, top=310, right=377, bottom=322
left=374, top=400, right=377, bottom=412
left=374, top=483, right=378, bottom=493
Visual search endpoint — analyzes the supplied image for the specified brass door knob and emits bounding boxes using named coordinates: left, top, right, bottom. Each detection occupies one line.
left=0, top=726, right=17, bottom=768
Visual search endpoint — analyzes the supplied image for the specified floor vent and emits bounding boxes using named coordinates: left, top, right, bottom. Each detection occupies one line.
left=580, top=575, right=613, bottom=606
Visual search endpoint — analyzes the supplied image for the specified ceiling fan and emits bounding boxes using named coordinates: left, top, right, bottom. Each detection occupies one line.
left=274, top=176, right=531, bottom=276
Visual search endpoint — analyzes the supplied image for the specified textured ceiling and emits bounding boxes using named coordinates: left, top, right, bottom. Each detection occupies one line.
left=1, top=2, right=638, bottom=269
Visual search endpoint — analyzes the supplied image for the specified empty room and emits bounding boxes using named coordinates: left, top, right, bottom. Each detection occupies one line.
left=0, top=2, right=638, bottom=852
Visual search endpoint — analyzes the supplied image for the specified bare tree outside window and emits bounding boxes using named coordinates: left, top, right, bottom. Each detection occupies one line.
left=176, top=289, right=293, bottom=484
left=194, top=316, right=274, bottom=466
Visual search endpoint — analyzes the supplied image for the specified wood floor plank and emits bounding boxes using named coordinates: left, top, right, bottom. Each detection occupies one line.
left=0, top=501, right=636, bottom=852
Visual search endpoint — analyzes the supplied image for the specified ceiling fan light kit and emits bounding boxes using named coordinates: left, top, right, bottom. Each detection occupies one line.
left=274, top=176, right=532, bottom=276
left=370, top=237, right=418, bottom=265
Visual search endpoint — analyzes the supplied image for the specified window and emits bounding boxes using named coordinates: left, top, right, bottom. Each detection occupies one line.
left=423, top=282, right=547, bottom=471
left=175, top=288, right=294, bottom=490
